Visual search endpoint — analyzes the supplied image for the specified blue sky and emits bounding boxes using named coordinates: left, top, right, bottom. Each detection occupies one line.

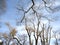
left=0, top=0, right=60, bottom=34
left=0, top=0, right=18, bottom=32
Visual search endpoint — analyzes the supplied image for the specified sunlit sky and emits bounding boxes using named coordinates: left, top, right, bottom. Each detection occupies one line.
left=0, top=0, right=60, bottom=34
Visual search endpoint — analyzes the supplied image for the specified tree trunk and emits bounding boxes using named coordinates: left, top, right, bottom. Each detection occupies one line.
left=41, top=40, right=45, bottom=45
left=0, top=42, right=3, bottom=45
left=40, top=38, right=45, bottom=45
left=55, top=39, right=58, bottom=45
left=29, top=35, right=32, bottom=45
left=8, top=39, right=11, bottom=45
left=35, top=39, right=38, bottom=45
left=45, top=38, right=49, bottom=45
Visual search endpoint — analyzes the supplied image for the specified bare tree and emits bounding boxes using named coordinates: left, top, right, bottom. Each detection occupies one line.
left=16, top=0, right=60, bottom=24
left=53, top=31, right=58, bottom=45
left=5, top=22, right=22, bottom=45
left=16, top=0, right=59, bottom=45
left=25, top=21, right=34, bottom=45
left=24, top=12, right=53, bottom=45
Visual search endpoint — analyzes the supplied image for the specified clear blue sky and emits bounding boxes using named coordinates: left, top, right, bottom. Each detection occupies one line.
left=0, top=0, right=18, bottom=32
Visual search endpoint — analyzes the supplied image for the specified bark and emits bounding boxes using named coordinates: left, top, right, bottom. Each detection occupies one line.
left=35, top=39, right=38, bottom=45
left=29, top=35, right=32, bottom=45
left=41, top=40, right=45, bottom=45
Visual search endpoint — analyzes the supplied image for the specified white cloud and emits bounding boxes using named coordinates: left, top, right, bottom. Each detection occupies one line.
left=16, top=25, right=27, bottom=35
